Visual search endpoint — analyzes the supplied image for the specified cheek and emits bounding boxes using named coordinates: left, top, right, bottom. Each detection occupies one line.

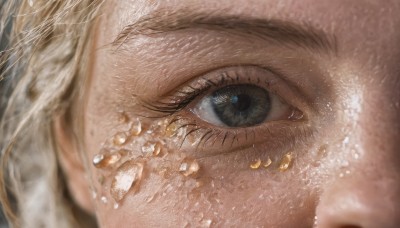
left=84, top=109, right=330, bottom=227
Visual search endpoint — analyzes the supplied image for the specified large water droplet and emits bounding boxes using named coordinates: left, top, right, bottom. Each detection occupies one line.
left=278, top=153, right=293, bottom=172
left=249, top=158, right=261, bottom=169
left=179, top=158, right=200, bottom=177
left=113, top=132, right=128, bottom=146
left=129, top=119, right=142, bottom=136
left=141, top=141, right=162, bottom=156
left=93, top=150, right=122, bottom=168
left=111, top=161, right=144, bottom=202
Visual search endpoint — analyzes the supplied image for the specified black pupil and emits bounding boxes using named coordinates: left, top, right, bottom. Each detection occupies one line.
left=211, top=84, right=271, bottom=127
left=231, top=94, right=251, bottom=111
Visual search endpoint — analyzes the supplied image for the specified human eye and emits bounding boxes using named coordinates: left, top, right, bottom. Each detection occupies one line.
left=138, top=65, right=310, bottom=158
left=193, top=78, right=293, bottom=128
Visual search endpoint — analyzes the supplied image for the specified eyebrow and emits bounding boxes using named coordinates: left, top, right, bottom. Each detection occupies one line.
left=112, top=9, right=338, bottom=54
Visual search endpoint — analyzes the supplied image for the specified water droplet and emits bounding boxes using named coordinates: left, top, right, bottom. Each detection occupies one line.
left=91, top=190, right=97, bottom=199
left=288, top=109, right=304, bottom=120
left=113, top=132, right=128, bottom=146
left=351, top=148, right=360, bottom=160
left=250, top=158, right=262, bottom=169
left=200, top=218, right=212, bottom=227
left=314, top=215, right=318, bottom=226
left=146, top=194, right=156, bottom=203
left=263, top=157, right=272, bottom=168
left=342, top=136, right=350, bottom=146
left=141, top=141, right=162, bottom=156
left=92, top=150, right=122, bottom=168
left=111, top=161, right=144, bottom=202
left=114, top=203, right=119, bottom=209
left=101, top=196, right=108, bottom=204
left=278, top=153, right=293, bottom=172
left=165, top=122, right=179, bottom=137
left=28, top=0, right=34, bottom=7
left=129, top=119, right=142, bottom=136
left=341, top=160, right=349, bottom=167
left=179, top=158, right=200, bottom=177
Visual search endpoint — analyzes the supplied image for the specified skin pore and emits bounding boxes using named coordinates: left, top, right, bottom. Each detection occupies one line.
left=55, top=0, right=400, bottom=227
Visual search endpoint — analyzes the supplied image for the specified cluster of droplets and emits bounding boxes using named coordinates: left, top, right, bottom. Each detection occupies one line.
left=92, top=112, right=201, bottom=207
left=249, top=152, right=293, bottom=172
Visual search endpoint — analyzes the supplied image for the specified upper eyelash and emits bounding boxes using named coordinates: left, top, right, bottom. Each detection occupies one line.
left=139, top=70, right=259, bottom=117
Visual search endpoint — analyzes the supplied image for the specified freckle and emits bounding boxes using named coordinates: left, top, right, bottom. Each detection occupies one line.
left=110, top=161, right=144, bottom=202
left=118, top=111, right=129, bottom=123
left=92, top=149, right=122, bottom=168
left=250, top=158, right=262, bottom=169
left=317, top=144, right=328, bottom=159
left=278, top=153, right=293, bottom=172
left=141, top=141, right=162, bottom=156
left=98, top=175, right=105, bottom=185
left=179, top=158, right=200, bottom=177
left=129, top=118, right=142, bottom=136
left=113, top=132, right=128, bottom=146
left=263, top=157, right=272, bottom=168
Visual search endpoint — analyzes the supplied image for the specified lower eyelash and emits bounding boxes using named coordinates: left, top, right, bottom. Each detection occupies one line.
left=167, top=115, right=258, bottom=152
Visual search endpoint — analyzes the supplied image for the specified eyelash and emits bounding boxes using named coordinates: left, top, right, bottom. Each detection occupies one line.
left=138, top=66, right=308, bottom=154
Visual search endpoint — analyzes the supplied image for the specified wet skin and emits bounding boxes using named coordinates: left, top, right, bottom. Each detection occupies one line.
left=56, top=0, right=400, bottom=227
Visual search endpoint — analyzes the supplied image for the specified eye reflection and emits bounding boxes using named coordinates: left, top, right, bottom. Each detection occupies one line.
left=193, top=84, right=292, bottom=128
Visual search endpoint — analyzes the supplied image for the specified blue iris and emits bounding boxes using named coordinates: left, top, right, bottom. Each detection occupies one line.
left=211, top=84, right=271, bottom=127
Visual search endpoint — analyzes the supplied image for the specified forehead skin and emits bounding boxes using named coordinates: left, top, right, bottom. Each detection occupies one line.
left=83, top=0, right=400, bottom=227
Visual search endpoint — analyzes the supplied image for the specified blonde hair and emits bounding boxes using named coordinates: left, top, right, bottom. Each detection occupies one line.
left=0, top=1, right=103, bottom=227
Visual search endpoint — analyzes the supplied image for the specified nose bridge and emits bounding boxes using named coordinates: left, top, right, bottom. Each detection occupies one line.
left=358, top=84, right=400, bottom=169
left=348, top=83, right=400, bottom=204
